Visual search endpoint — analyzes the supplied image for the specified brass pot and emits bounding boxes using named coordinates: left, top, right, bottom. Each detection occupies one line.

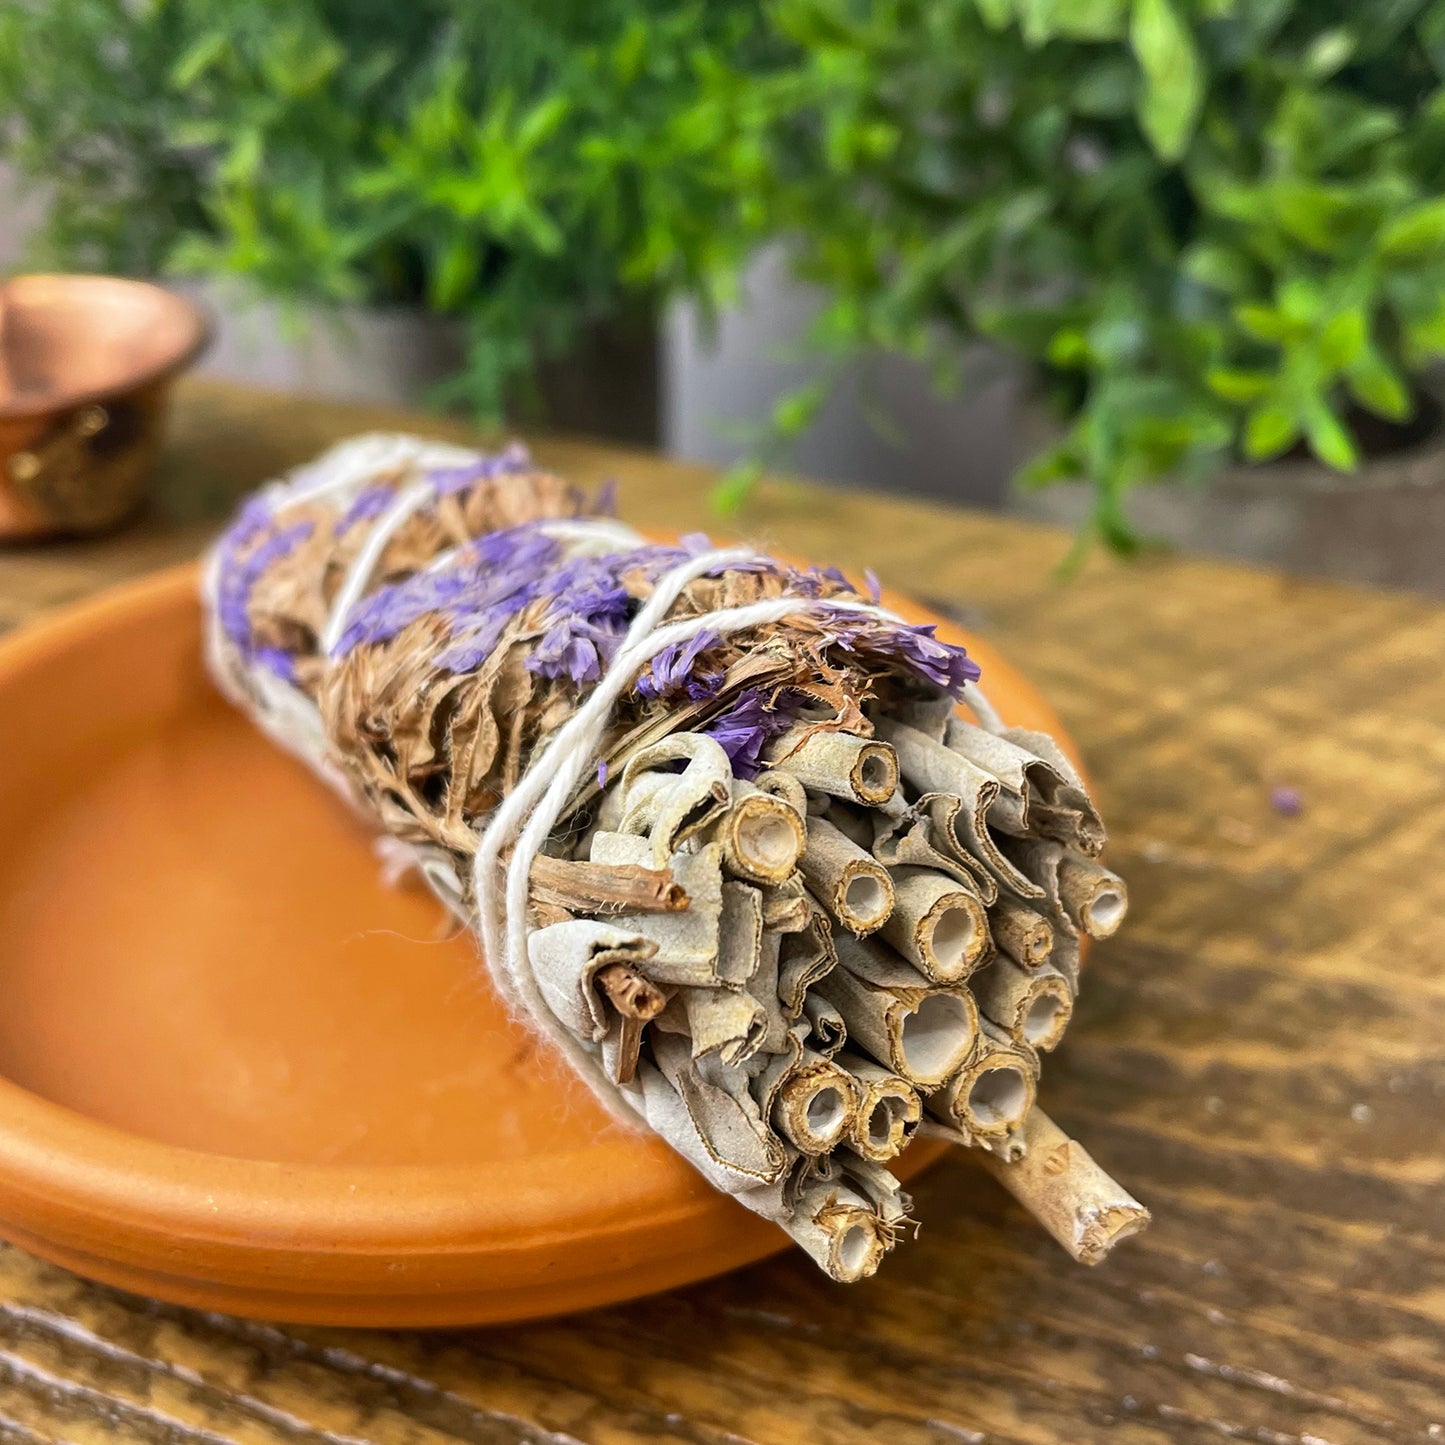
left=0, top=275, right=209, bottom=537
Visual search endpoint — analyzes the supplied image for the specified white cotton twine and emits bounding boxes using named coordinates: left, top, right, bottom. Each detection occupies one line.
left=467, top=544, right=1003, bottom=1103
left=201, top=437, right=1006, bottom=1116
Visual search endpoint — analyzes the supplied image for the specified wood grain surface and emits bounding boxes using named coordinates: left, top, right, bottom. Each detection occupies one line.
left=0, top=377, right=1439, bottom=1444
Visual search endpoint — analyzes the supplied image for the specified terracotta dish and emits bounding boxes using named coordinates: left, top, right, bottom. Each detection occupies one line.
left=0, top=563, right=1078, bottom=1326
left=0, top=275, right=208, bottom=537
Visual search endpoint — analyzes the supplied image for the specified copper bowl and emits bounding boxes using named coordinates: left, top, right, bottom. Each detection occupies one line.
left=0, top=275, right=209, bottom=537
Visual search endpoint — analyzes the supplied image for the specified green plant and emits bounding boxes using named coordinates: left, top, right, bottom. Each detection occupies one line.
left=740, top=0, right=1445, bottom=547
left=0, top=0, right=777, bottom=415
left=7, top=1, right=1445, bottom=546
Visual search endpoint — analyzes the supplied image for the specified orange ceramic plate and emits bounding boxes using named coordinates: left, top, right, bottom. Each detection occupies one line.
left=0, top=562, right=1076, bottom=1326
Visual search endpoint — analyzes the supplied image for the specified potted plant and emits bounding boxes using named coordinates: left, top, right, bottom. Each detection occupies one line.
left=718, top=0, right=1445, bottom=586
left=0, top=1, right=777, bottom=445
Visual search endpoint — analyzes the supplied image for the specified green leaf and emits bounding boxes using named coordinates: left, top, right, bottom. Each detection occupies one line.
left=171, top=32, right=229, bottom=91
left=1181, top=243, right=1253, bottom=294
left=1061, top=0, right=1130, bottom=39
left=219, top=128, right=264, bottom=185
left=1272, top=182, right=1357, bottom=254
left=1019, top=0, right=1128, bottom=45
left=1400, top=296, right=1445, bottom=356
left=1303, top=398, right=1358, bottom=470
left=1277, top=275, right=1323, bottom=323
left=996, top=189, right=1052, bottom=235
left=1348, top=349, right=1412, bottom=420
left=1073, top=58, right=1138, bottom=117
left=1047, top=328, right=1091, bottom=365
left=973, top=0, right=1015, bottom=29
left=773, top=380, right=828, bottom=437
left=1092, top=486, right=1145, bottom=556
left=611, top=20, right=649, bottom=85
left=1234, top=303, right=1302, bottom=343
left=1379, top=196, right=1445, bottom=258
left=1301, top=29, right=1354, bottom=79
left=1421, top=1, right=1445, bottom=77
left=431, top=238, right=480, bottom=310
left=1018, top=439, right=1086, bottom=488
left=1318, top=310, right=1367, bottom=371
left=1130, top=0, right=1205, bottom=161
left=712, top=459, right=762, bottom=515
left=516, top=95, right=570, bottom=151
left=167, top=118, right=228, bottom=149
left=1243, top=404, right=1301, bottom=459
left=1206, top=368, right=1273, bottom=402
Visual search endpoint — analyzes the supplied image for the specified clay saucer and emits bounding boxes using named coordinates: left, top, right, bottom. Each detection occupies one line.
left=0, top=563, right=1077, bottom=1325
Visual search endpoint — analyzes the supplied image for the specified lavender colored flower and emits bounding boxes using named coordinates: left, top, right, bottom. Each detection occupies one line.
left=336, top=524, right=561, bottom=656
left=530, top=625, right=611, bottom=684
left=265, top=473, right=981, bottom=713
left=873, top=620, right=981, bottom=694
left=432, top=609, right=517, bottom=673
left=1270, top=785, right=1303, bottom=817
left=524, top=554, right=633, bottom=685
left=213, top=494, right=279, bottom=643
left=221, top=492, right=278, bottom=553
left=215, top=510, right=315, bottom=658
left=636, top=629, right=724, bottom=701
left=252, top=646, right=298, bottom=682
left=784, top=564, right=851, bottom=599
left=334, top=485, right=395, bottom=535
left=427, top=442, right=533, bottom=496
left=703, top=687, right=798, bottom=779
left=818, top=608, right=980, bottom=697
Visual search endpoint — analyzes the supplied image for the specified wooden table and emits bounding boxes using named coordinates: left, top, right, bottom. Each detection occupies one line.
left=0, top=378, right=1439, bottom=1444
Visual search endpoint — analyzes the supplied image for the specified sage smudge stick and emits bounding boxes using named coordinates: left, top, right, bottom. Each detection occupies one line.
left=204, top=433, right=1147, bottom=1279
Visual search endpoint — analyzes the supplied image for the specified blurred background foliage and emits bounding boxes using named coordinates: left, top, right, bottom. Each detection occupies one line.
left=5, top=0, right=1445, bottom=547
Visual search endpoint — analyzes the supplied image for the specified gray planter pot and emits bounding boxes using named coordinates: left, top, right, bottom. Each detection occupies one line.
left=1009, top=386, right=1445, bottom=596
left=185, top=284, right=660, bottom=447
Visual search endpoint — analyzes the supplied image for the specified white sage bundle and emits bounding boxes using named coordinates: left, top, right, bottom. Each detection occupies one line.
left=203, top=434, right=1147, bottom=1281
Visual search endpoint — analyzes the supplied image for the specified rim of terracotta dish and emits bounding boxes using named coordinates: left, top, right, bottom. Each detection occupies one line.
left=0, top=274, right=211, bottom=421
left=0, top=560, right=1073, bottom=1296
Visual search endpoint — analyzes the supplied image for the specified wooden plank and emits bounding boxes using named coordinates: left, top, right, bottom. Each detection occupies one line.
left=0, top=377, right=1440, bottom=1442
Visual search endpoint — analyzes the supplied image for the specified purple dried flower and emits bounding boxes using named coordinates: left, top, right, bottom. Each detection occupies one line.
left=1270, top=785, right=1303, bottom=817
left=427, top=442, right=533, bottom=496
left=317, top=499, right=981, bottom=716
left=432, top=607, right=517, bottom=673
left=223, top=492, right=277, bottom=552
left=818, top=608, right=980, bottom=697
left=337, top=523, right=561, bottom=657
left=425, top=462, right=484, bottom=496
left=864, top=568, right=882, bottom=604
left=529, top=621, right=613, bottom=685
left=334, top=485, right=395, bottom=535
left=526, top=619, right=624, bottom=683
left=252, top=646, right=298, bottom=681
left=636, top=628, right=724, bottom=701
left=877, top=620, right=981, bottom=693
left=703, top=687, right=798, bottom=779
left=215, top=509, right=314, bottom=659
